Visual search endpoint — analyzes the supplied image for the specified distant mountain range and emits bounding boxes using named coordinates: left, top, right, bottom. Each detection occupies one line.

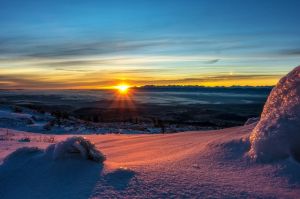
left=133, top=85, right=273, bottom=94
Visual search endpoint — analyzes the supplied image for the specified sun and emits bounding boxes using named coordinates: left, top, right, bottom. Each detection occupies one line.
left=115, top=84, right=130, bottom=94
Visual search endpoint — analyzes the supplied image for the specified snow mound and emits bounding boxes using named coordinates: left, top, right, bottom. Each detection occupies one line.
left=0, top=144, right=103, bottom=199
left=46, top=136, right=106, bottom=163
left=249, top=66, right=300, bottom=162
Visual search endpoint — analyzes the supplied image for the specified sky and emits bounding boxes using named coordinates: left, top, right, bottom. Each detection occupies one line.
left=0, top=0, right=300, bottom=89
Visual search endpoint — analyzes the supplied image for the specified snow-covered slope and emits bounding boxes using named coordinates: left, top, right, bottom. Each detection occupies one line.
left=0, top=106, right=200, bottom=135
left=1, top=124, right=300, bottom=199
left=250, top=66, right=300, bottom=162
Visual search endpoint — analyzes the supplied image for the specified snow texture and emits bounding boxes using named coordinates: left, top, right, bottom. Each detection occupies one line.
left=1, top=125, right=300, bottom=198
left=47, top=136, right=106, bottom=163
left=249, top=66, right=300, bottom=162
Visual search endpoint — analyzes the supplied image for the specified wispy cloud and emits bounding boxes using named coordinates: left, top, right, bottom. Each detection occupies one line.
left=0, top=34, right=276, bottom=59
left=278, top=48, right=300, bottom=56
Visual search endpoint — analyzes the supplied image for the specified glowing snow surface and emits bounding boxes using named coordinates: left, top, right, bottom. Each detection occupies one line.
left=1, top=125, right=300, bottom=198
left=249, top=66, right=300, bottom=161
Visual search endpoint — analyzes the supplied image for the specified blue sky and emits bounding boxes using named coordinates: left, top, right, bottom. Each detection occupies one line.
left=0, top=0, right=300, bottom=88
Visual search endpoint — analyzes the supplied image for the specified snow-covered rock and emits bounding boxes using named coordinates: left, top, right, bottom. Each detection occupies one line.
left=46, top=136, right=106, bottom=163
left=249, top=66, right=300, bottom=162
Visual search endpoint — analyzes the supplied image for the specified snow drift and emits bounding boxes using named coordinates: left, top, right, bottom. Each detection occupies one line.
left=249, top=66, right=300, bottom=162
left=47, top=136, right=106, bottom=163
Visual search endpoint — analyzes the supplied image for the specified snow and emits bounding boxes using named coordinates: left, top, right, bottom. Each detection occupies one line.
left=249, top=66, right=300, bottom=162
left=1, top=123, right=300, bottom=198
left=0, top=109, right=34, bottom=127
left=48, top=136, right=106, bottom=163
left=0, top=106, right=199, bottom=135
left=0, top=110, right=33, bottom=120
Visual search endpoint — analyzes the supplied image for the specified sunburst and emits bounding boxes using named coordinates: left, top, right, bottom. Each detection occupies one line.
left=115, top=84, right=130, bottom=94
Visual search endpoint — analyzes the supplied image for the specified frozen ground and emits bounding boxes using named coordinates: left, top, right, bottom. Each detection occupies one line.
left=0, top=124, right=300, bottom=199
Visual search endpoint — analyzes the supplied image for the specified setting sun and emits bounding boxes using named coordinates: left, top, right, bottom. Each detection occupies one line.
left=115, top=84, right=130, bottom=94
